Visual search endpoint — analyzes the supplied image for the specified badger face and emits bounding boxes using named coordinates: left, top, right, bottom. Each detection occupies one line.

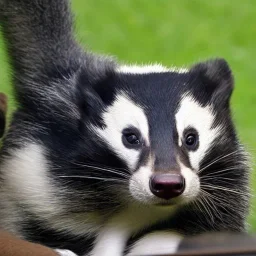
left=73, top=58, right=248, bottom=212
left=95, top=92, right=202, bottom=207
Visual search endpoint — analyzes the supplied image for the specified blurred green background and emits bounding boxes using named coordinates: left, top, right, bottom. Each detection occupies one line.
left=0, top=0, right=256, bottom=230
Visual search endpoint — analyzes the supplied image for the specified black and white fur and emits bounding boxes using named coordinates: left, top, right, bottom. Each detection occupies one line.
left=0, top=1, right=250, bottom=255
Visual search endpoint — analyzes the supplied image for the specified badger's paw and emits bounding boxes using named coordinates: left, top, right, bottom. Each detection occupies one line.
left=126, top=231, right=183, bottom=256
left=55, top=249, right=78, bottom=256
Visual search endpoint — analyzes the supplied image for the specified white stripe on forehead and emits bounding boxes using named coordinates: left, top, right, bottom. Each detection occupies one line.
left=116, top=64, right=188, bottom=74
left=175, top=94, right=222, bottom=170
left=93, top=93, right=149, bottom=170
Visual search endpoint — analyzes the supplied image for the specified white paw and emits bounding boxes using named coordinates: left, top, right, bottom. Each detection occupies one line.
left=55, top=249, right=78, bottom=256
left=126, top=231, right=182, bottom=256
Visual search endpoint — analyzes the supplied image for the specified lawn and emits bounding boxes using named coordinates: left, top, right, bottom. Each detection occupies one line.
left=0, top=0, right=256, bottom=230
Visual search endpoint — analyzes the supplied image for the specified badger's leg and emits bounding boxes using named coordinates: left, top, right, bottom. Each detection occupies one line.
left=55, top=249, right=79, bottom=256
left=126, top=232, right=182, bottom=256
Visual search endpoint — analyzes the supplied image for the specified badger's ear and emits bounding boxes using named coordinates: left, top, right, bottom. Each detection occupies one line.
left=190, top=58, right=234, bottom=105
left=75, top=64, right=116, bottom=127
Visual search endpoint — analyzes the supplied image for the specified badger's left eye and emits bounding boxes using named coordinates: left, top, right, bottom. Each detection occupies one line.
left=183, top=129, right=199, bottom=150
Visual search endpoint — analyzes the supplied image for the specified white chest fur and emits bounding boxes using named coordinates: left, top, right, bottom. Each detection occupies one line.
left=90, top=205, right=176, bottom=256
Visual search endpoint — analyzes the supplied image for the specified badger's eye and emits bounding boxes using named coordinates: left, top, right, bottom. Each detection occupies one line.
left=183, top=129, right=199, bottom=151
left=122, top=128, right=141, bottom=149
left=186, top=134, right=196, bottom=146
left=125, top=134, right=140, bottom=144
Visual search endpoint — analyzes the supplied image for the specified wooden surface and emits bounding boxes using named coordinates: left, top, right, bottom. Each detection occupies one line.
left=0, top=231, right=58, bottom=256
left=172, top=232, right=256, bottom=256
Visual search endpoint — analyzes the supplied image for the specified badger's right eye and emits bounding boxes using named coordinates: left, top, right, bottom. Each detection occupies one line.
left=122, top=128, right=142, bottom=149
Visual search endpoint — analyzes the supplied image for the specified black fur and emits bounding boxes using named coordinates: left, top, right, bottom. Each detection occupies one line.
left=0, top=1, right=250, bottom=255
left=0, top=111, right=5, bottom=138
left=0, top=93, right=7, bottom=138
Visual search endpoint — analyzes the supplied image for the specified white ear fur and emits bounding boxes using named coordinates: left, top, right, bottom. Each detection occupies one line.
left=116, top=64, right=188, bottom=74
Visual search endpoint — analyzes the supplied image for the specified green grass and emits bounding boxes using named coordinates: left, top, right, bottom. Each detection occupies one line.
left=1, top=0, right=256, bottom=230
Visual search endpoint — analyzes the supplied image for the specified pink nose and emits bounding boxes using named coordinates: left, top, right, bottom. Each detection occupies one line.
left=149, top=174, right=185, bottom=200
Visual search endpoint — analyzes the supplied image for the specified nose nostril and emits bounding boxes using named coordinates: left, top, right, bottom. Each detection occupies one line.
left=173, top=182, right=184, bottom=191
left=149, top=174, right=185, bottom=200
left=152, top=183, right=164, bottom=191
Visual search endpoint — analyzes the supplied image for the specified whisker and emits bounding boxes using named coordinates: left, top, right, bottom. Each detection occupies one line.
left=74, top=165, right=130, bottom=177
left=200, top=184, right=248, bottom=196
left=197, top=196, right=214, bottom=223
left=58, top=175, right=128, bottom=183
left=201, top=190, right=230, bottom=203
left=193, top=200, right=204, bottom=215
left=198, top=150, right=243, bottom=174
left=72, top=162, right=132, bottom=175
left=201, top=176, right=236, bottom=182
left=201, top=189, right=245, bottom=214
left=52, top=163, right=131, bottom=179
left=200, top=166, right=243, bottom=177
left=195, top=188, right=246, bottom=224
left=202, top=193, right=222, bottom=220
left=201, top=190, right=225, bottom=212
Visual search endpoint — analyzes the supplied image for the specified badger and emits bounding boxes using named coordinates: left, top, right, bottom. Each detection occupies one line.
left=0, top=0, right=251, bottom=255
